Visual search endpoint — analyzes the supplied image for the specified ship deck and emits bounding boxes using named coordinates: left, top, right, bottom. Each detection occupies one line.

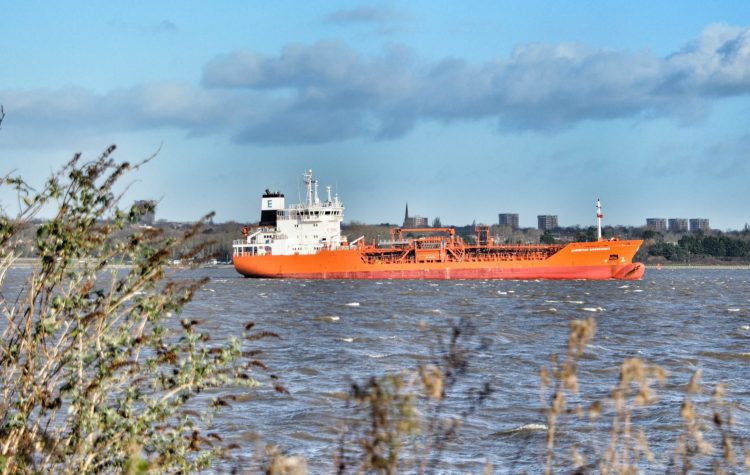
left=360, top=244, right=566, bottom=265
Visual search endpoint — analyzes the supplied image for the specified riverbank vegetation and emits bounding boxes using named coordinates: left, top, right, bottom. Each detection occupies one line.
left=0, top=151, right=281, bottom=472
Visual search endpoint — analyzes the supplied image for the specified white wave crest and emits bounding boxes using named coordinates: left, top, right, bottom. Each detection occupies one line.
left=514, top=423, right=548, bottom=432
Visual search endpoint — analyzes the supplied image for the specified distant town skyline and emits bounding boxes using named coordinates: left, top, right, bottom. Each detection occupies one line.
left=2, top=2, right=750, bottom=230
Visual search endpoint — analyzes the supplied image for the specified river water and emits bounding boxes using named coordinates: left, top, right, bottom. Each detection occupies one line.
left=4, top=267, right=750, bottom=472
left=183, top=267, right=750, bottom=473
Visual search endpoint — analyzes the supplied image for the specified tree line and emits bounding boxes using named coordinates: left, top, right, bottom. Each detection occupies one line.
left=645, top=233, right=750, bottom=262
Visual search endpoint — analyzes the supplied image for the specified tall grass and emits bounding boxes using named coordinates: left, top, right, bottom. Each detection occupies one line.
left=538, top=317, right=749, bottom=474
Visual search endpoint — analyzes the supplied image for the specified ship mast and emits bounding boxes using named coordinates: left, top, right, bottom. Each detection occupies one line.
left=596, top=198, right=603, bottom=241
left=304, top=170, right=313, bottom=206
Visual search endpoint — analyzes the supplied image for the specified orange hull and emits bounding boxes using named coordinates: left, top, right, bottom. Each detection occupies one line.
left=233, top=240, right=646, bottom=280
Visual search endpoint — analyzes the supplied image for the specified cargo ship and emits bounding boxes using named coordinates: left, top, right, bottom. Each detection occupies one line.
left=232, top=171, right=645, bottom=280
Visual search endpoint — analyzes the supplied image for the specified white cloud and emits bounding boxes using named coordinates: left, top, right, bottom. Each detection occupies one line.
left=4, top=24, right=750, bottom=146
left=666, top=24, right=750, bottom=95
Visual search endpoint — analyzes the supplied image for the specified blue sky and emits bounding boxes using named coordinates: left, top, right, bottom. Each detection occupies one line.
left=2, top=1, right=750, bottom=229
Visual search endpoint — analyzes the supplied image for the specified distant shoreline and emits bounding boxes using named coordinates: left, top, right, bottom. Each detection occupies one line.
left=7, top=257, right=231, bottom=269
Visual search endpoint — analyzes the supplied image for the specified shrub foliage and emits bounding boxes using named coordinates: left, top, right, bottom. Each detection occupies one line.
left=0, top=149, right=273, bottom=473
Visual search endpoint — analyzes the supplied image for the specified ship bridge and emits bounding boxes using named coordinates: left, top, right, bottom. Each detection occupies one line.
left=233, top=170, right=347, bottom=257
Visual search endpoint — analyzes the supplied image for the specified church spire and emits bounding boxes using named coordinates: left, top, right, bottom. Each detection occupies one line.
left=404, top=203, right=409, bottom=222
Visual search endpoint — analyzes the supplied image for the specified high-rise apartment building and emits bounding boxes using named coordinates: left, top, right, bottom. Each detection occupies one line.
left=646, top=218, right=667, bottom=232
left=689, top=218, right=710, bottom=233
left=668, top=218, right=688, bottom=233
left=498, top=213, right=519, bottom=229
left=537, top=215, right=559, bottom=231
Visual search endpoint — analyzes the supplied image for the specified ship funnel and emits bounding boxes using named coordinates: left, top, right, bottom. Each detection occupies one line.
left=261, top=190, right=285, bottom=227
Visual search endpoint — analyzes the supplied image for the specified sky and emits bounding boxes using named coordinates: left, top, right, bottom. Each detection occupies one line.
left=2, top=1, right=750, bottom=230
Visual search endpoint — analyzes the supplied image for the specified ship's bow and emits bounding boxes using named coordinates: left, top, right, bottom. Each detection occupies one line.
left=613, top=262, right=646, bottom=280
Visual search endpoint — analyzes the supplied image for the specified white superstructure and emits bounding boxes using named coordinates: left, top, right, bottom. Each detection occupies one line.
left=233, top=170, right=346, bottom=257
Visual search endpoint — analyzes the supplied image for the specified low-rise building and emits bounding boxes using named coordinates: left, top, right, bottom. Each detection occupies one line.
left=404, top=216, right=429, bottom=228
left=134, top=200, right=155, bottom=226
left=403, top=203, right=428, bottom=228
